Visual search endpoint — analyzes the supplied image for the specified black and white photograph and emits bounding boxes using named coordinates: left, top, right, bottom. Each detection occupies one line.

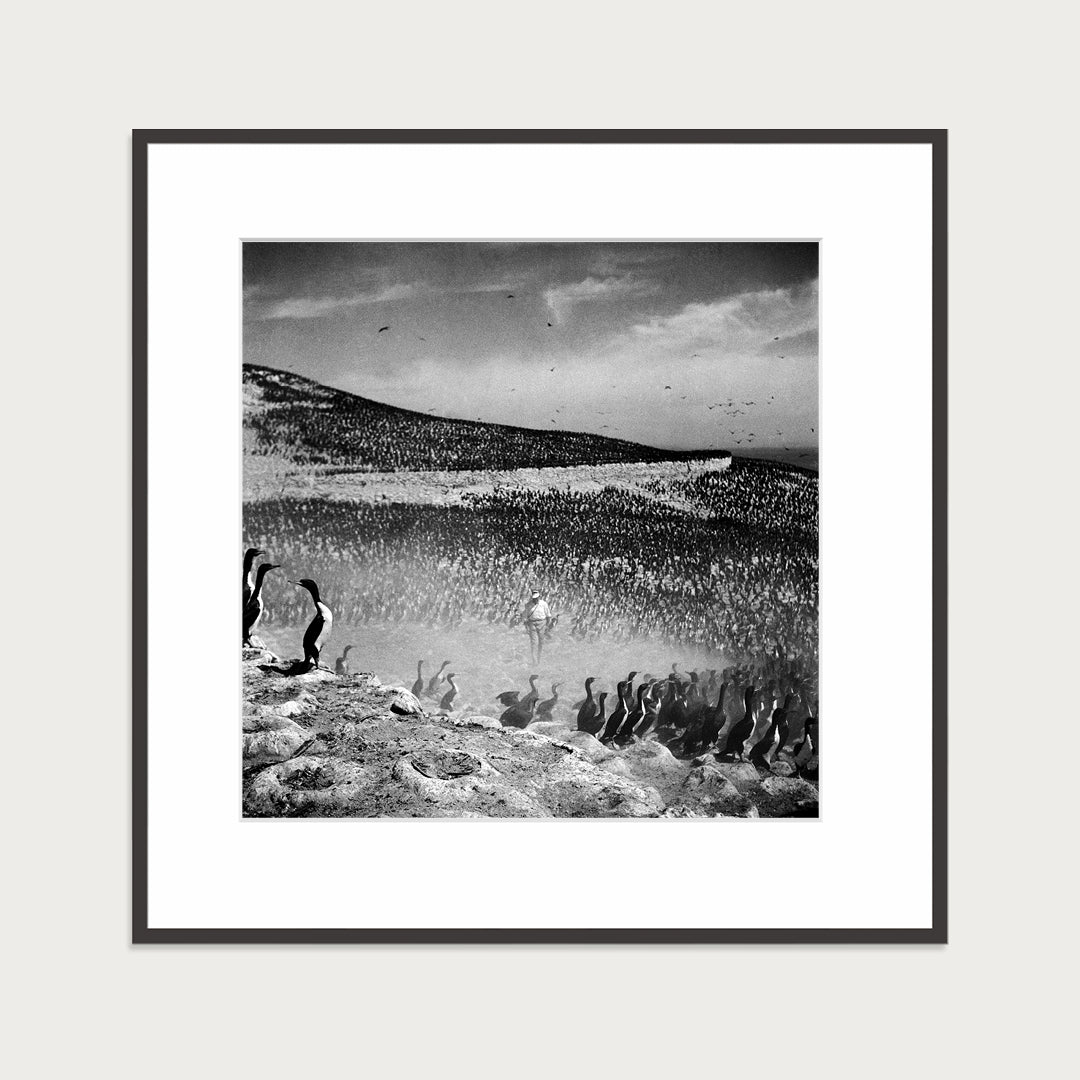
left=242, top=240, right=820, bottom=818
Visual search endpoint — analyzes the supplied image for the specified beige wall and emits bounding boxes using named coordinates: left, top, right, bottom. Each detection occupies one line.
left=7, top=2, right=1076, bottom=1077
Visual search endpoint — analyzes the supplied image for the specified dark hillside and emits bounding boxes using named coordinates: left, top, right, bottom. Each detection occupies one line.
left=244, top=363, right=725, bottom=472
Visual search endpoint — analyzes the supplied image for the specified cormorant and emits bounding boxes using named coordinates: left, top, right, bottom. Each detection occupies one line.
left=575, top=676, right=598, bottom=729
left=439, top=674, right=459, bottom=712
left=748, top=708, right=782, bottom=771
left=242, top=547, right=265, bottom=607
left=242, top=562, right=279, bottom=645
left=582, top=692, right=608, bottom=737
left=536, top=683, right=561, bottom=719
left=500, top=697, right=536, bottom=729
left=718, top=684, right=757, bottom=761
left=695, top=679, right=729, bottom=752
left=293, top=578, right=333, bottom=671
left=426, top=661, right=451, bottom=696
left=615, top=684, right=649, bottom=745
left=334, top=644, right=354, bottom=676
left=521, top=675, right=541, bottom=709
left=411, top=660, right=425, bottom=697
left=635, top=682, right=662, bottom=738
left=599, top=681, right=629, bottom=743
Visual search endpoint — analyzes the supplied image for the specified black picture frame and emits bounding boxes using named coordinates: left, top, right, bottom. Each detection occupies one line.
left=133, top=129, right=947, bottom=945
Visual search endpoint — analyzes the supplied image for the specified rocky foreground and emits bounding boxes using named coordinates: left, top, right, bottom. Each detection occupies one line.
left=242, top=651, right=818, bottom=819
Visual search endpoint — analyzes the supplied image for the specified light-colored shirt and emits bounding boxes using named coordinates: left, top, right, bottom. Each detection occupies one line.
left=524, top=598, right=551, bottom=624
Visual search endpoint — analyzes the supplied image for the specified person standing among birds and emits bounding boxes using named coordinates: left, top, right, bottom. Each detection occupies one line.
left=522, top=589, right=551, bottom=664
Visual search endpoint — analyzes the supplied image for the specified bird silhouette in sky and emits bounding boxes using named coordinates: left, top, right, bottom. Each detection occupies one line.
left=774, top=336, right=780, bottom=340
left=378, top=326, right=389, bottom=333
left=550, top=367, right=556, bottom=372
left=506, top=294, right=514, bottom=299
left=664, top=385, right=672, bottom=390
left=547, top=322, right=553, bottom=327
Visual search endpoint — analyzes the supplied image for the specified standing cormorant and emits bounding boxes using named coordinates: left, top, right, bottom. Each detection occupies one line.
left=697, top=679, right=729, bottom=751
left=615, top=684, right=649, bottom=745
left=439, top=674, right=459, bottom=712
left=599, top=681, right=629, bottom=743
left=242, top=562, right=279, bottom=646
left=536, top=683, right=561, bottom=719
left=242, top=547, right=265, bottom=608
left=748, top=707, right=782, bottom=770
left=293, top=578, right=333, bottom=671
left=718, top=683, right=757, bottom=761
left=334, top=644, right=354, bottom=676
left=520, top=674, right=541, bottom=709
left=575, top=677, right=598, bottom=730
left=795, top=715, right=818, bottom=778
left=635, top=682, right=662, bottom=738
left=426, top=661, right=451, bottom=696
left=582, top=692, right=608, bottom=737
left=411, top=660, right=425, bottom=697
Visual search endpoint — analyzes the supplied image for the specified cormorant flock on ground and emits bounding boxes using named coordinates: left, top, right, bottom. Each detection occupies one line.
left=243, top=547, right=818, bottom=778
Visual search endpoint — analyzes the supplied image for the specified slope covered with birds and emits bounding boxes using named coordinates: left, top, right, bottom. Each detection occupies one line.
left=244, top=363, right=719, bottom=472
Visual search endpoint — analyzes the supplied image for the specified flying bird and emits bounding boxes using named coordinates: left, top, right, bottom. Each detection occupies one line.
left=506, top=294, right=515, bottom=299
left=664, top=385, right=672, bottom=390
left=547, top=322, right=553, bottom=327
left=378, top=326, right=389, bottom=333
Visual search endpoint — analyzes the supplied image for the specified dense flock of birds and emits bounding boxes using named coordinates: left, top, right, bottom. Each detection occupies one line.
left=244, top=461, right=817, bottom=662
left=245, top=541, right=817, bottom=776
left=244, top=363, right=719, bottom=473
left=481, top=661, right=818, bottom=777
left=647, top=459, right=818, bottom=538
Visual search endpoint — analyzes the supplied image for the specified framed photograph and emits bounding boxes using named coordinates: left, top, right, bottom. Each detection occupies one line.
left=133, top=130, right=946, bottom=943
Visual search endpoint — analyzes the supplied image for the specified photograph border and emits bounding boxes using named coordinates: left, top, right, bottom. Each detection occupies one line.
left=132, top=128, right=947, bottom=945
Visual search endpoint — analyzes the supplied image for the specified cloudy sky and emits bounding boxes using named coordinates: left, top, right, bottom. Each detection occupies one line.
left=243, top=242, right=818, bottom=452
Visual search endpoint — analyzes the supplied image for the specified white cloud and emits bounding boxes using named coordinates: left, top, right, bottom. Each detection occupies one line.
left=631, top=281, right=818, bottom=350
left=261, top=282, right=425, bottom=319
left=543, top=275, right=658, bottom=323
